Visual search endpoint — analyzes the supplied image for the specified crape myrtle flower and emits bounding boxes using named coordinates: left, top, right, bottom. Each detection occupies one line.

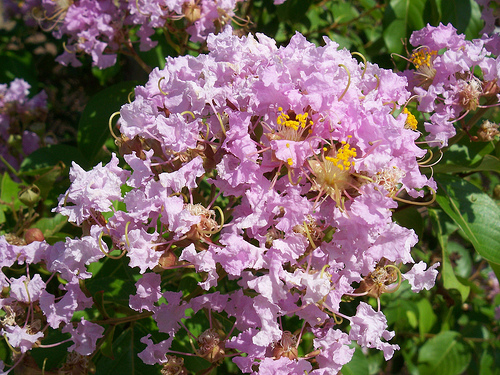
left=14, top=0, right=246, bottom=69
left=4, top=26, right=440, bottom=373
left=0, top=78, right=47, bottom=173
left=0, top=231, right=104, bottom=363
left=73, top=26, right=440, bottom=372
left=476, top=0, right=500, bottom=35
left=401, top=23, right=500, bottom=147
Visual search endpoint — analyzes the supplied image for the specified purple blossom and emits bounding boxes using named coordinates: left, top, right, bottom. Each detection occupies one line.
left=349, top=302, right=400, bottom=360
left=129, top=273, right=162, bottom=312
left=402, top=261, right=440, bottom=292
left=62, top=318, right=105, bottom=355
left=53, top=154, right=129, bottom=225
left=44, top=25, right=443, bottom=372
left=404, top=23, right=500, bottom=147
left=0, top=78, right=47, bottom=172
left=0, top=325, right=44, bottom=353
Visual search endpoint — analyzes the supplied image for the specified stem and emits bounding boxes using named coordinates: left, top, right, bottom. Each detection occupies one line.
left=0, top=155, right=20, bottom=178
left=124, top=40, right=152, bottom=74
left=446, top=96, right=498, bottom=148
left=92, top=311, right=153, bottom=325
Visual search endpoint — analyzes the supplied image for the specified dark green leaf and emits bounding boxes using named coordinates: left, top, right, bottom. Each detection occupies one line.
left=32, top=213, right=68, bottom=238
left=437, top=0, right=483, bottom=39
left=429, top=208, right=470, bottom=301
left=393, top=206, right=424, bottom=239
left=100, top=325, right=116, bottom=359
left=0, top=50, right=38, bottom=88
left=418, top=331, right=471, bottom=375
left=77, top=81, right=140, bottom=165
left=31, top=328, right=71, bottom=371
left=0, top=172, right=22, bottom=211
left=341, top=345, right=369, bottom=375
left=417, top=298, right=437, bottom=336
left=447, top=241, right=473, bottom=278
left=94, top=324, right=161, bottom=375
left=19, top=144, right=85, bottom=173
left=383, top=0, right=427, bottom=54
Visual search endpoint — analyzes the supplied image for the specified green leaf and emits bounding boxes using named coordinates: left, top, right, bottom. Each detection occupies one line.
left=19, top=144, right=86, bottom=174
left=0, top=50, right=38, bottom=88
left=429, top=208, right=470, bottom=301
left=435, top=174, right=500, bottom=265
left=31, top=328, right=71, bottom=371
left=385, top=297, right=419, bottom=330
left=447, top=241, right=473, bottom=278
left=437, top=0, right=483, bottom=39
left=0, top=172, right=22, bottom=211
left=489, top=261, right=500, bottom=285
left=383, top=19, right=406, bottom=54
left=341, top=345, right=369, bottom=375
left=31, top=214, right=68, bottom=238
left=94, top=324, right=161, bottom=375
left=77, top=81, right=140, bottom=165
left=100, top=325, right=116, bottom=359
left=383, top=0, right=427, bottom=54
left=417, top=298, right=437, bottom=336
left=85, top=256, right=138, bottom=309
left=21, top=162, right=66, bottom=200
left=433, top=141, right=499, bottom=174
left=393, top=206, right=424, bottom=239
left=418, top=331, right=471, bottom=375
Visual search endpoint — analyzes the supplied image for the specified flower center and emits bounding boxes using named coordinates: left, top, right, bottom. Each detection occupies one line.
left=308, top=140, right=358, bottom=208
left=269, top=107, right=313, bottom=142
left=402, top=108, right=418, bottom=130
left=409, top=47, right=437, bottom=88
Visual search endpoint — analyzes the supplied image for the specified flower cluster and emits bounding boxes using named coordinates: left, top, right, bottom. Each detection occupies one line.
left=401, top=23, right=500, bottom=147
left=476, top=0, right=500, bottom=34
left=4, top=0, right=251, bottom=69
left=0, top=78, right=48, bottom=173
left=0, top=28, right=441, bottom=374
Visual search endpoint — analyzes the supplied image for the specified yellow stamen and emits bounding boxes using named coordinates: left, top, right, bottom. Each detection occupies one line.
left=402, top=108, right=418, bottom=130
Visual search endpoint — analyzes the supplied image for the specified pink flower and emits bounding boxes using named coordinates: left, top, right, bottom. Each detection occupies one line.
left=402, top=261, right=440, bottom=292
left=53, top=154, right=129, bottom=225
left=129, top=273, right=162, bottom=312
left=349, top=302, right=400, bottom=360
left=0, top=325, right=44, bottom=353
left=63, top=318, right=105, bottom=355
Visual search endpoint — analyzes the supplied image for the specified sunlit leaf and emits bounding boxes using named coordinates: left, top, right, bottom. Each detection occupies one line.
left=418, top=331, right=471, bottom=375
left=435, top=174, right=500, bottom=266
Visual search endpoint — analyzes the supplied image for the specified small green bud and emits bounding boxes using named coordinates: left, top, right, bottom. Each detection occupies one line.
left=18, top=185, right=41, bottom=207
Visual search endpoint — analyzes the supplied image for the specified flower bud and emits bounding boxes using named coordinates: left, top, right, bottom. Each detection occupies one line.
left=162, top=355, right=188, bottom=375
left=18, top=185, right=41, bottom=207
left=494, top=185, right=500, bottom=200
left=183, top=1, right=201, bottom=23
left=24, top=228, right=45, bottom=244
